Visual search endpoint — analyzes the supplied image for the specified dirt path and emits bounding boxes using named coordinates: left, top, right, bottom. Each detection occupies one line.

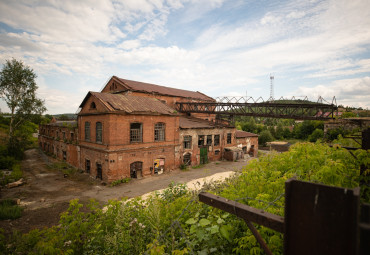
left=0, top=149, right=253, bottom=235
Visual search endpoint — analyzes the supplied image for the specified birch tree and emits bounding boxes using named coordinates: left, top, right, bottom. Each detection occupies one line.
left=0, top=58, right=46, bottom=156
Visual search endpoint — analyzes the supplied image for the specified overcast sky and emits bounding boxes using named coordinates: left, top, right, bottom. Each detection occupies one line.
left=0, top=0, right=369, bottom=114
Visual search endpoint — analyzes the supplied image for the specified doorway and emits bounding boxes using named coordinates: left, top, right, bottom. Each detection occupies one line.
left=130, top=161, right=143, bottom=178
left=96, top=163, right=102, bottom=180
left=154, top=158, right=165, bottom=174
left=200, top=147, right=208, bottom=164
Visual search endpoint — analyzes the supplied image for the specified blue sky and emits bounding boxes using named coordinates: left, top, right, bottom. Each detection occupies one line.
left=0, top=0, right=369, bottom=114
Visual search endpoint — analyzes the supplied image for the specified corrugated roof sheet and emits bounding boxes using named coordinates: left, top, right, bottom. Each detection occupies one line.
left=114, top=76, right=214, bottom=101
left=179, top=116, right=229, bottom=129
left=235, top=130, right=258, bottom=138
left=89, top=92, right=176, bottom=115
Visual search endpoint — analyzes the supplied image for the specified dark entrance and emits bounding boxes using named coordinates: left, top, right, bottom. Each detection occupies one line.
left=200, top=147, right=208, bottom=164
left=96, top=163, right=102, bottom=180
left=130, top=161, right=143, bottom=178
left=86, top=159, right=90, bottom=173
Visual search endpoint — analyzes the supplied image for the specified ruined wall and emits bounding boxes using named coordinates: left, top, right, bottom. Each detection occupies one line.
left=236, top=136, right=259, bottom=157
left=178, top=127, right=236, bottom=166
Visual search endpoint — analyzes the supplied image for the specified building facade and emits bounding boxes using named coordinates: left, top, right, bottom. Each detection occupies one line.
left=39, top=76, right=258, bottom=182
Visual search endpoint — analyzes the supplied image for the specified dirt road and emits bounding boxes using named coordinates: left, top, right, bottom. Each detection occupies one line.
left=0, top=149, right=253, bottom=235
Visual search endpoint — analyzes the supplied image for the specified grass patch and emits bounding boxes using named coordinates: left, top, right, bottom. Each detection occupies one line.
left=110, top=177, right=131, bottom=187
left=0, top=199, right=23, bottom=220
left=48, top=162, right=77, bottom=176
left=0, top=163, right=22, bottom=186
left=191, top=164, right=204, bottom=169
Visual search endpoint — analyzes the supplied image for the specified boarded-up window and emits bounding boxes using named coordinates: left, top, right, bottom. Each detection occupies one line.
left=198, top=135, right=205, bottom=146
left=184, top=136, right=192, bottom=149
left=154, top=123, right=165, bottom=141
left=96, top=122, right=102, bottom=143
left=183, top=153, right=191, bottom=165
left=214, top=135, right=220, bottom=146
left=85, top=122, right=90, bottom=141
left=227, top=133, right=232, bottom=144
left=207, top=135, right=212, bottom=145
left=130, top=123, right=142, bottom=143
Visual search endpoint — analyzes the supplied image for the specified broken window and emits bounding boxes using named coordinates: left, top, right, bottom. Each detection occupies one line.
left=207, top=135, right=212, bottom=145
left=85, top=122, right=90, bottom=141
left=70, top=132, right=74, bottom=140
left=215, top=150, right=220, bottom=155
left=214, top=135, right=220, bottom=146
left=96, top=122, right=102, bottom=143
left=62, top=131, right=66, bottom=140
left=90, top=102, right=96, bottom=109
left=130, top=123, right=142, bottom=143
left=227, top=133, right=232, bottom=144
left=183, top=135, right=192, bottom=149
left=154, top=122, right=165, bottom=141
left=63, top=151, right=67, bottom=160
left=198, top=135, right=205, bottom=146
left=183, top=153, right=191, bottom=165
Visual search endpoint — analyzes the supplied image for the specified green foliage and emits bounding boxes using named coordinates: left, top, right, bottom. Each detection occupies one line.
left=258, top=130, right=273, bottom=146
left=326, top=127, right=349, bottom=141
left=110, top=177, right=131, bottom=187
left=0, top=163, right=22, bottom=186
left=0, top=155, right=16, bottom=169
left=0, top=58, right=46, bottom=158
left=308, top=128, right=324, bottom=142
left=0, top=199, right=23, bottom=220
left=4, top=143, right=368, bottom=254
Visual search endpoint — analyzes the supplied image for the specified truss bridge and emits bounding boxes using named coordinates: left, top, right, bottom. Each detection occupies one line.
left=175, top=96, right=338, bottom=121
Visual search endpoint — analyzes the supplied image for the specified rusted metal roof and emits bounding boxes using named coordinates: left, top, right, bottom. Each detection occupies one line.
left=48, top=121, right=77, bottom=127
left=235, top=130, right=259, bottom=138
left=82, top=92, right=177, bottom=115
left=179, top=116, right=229, bottom=129
left=113, top=76, right=214, bottom=101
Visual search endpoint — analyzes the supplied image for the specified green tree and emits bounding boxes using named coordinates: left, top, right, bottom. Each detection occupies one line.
left=259, top=130, right=273, bottom=146
left=0, top=59, right=46, bottom=157
left=308, top=128, right=324, bottom=142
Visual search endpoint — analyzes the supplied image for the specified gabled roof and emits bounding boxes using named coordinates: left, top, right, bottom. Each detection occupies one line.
left=235, top=130, right=259, bottom=138
left=179, top=116, right=229, bottom=129
left=79, top=92, right=177, bottom=115
left=106, top=76, right=214, bottom=101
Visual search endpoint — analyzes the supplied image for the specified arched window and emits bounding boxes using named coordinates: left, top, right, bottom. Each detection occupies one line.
left=90, top=102, right=96, bottom=109
left=130, top=161, right=143, bottom=178
left=85, top=122, right=90, bottom=141
left=96, top=122, right=102, bottom=143
left=154, top=122, right=165, bottom=141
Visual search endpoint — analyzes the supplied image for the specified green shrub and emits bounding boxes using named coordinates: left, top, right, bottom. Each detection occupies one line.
left=110, top=177, right=131, bottom=187
left=0, top=163, right=22, bottom=186
left=0, top=156, right=16, bottom=169
left=0, top=199, right=23, bottom=220
left=259, top=130, right=273, bottom=146
left=308, top=128, right=324, bottom=142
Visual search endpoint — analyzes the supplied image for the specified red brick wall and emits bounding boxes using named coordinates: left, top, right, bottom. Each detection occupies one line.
left=236, top=136, right=258, bottom=157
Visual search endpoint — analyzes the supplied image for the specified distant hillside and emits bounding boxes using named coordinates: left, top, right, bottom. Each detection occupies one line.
left=52, top=113, right=77, bottom=120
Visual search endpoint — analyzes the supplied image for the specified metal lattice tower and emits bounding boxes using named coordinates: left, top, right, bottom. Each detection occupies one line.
left=270, top=74, right=274, bottom=100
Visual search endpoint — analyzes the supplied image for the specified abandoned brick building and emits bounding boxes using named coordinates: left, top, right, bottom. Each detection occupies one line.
left=39, top=76, right=258, bottom=182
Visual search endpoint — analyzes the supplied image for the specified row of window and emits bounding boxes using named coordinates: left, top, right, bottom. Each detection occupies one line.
left=84, top=122, right=166, bottom=143
left=183, top=133, right=232, bottom=148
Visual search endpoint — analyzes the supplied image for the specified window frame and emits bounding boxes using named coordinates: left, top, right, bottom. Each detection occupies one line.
left=227, top=133, right=232, bottom=144
left=85, top=122, right=91, bottom=141
left=130, top=122, right=143, bottom=143
left=154, top=122, right=165, bottom=141
left=183, top=135, right=192, bottom=149
left=198, top=135, right=205, bottom=146
left=96, top=122, right=103, bottom=143
left=206, top=135, right=212, bottom=145
left=214, top=134, right=220, bottom=146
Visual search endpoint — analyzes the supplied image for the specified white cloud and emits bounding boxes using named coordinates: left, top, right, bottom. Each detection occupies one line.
left=294, top=77, right=370, bottom=108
